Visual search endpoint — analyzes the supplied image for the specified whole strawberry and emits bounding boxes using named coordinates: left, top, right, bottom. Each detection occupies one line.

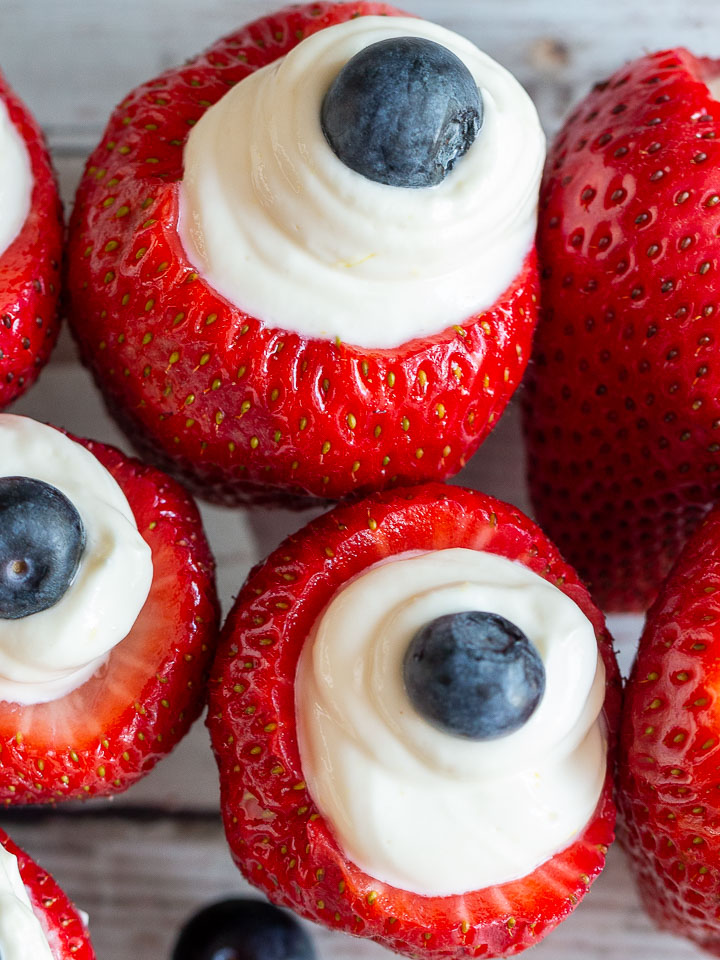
left=0, top=828, right=95, bottom=959
left=619, top=505, right=720, bottom=955
left=208, top=483, right=621, bottom=959
left=0, top=415, right=219, bottom=804
left=0, top=70, right=63, bottom=408
left=524, top=48, right=720, bottom=611
left=67, top=2, right=542, bottom=506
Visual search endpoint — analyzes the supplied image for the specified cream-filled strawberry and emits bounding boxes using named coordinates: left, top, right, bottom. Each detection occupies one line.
left=0, top=70, right=62, bottom=409
left=67, top=1, right=544, bottom=506
left=0, top=414, right=219, bottom=803
left=208, top=484, right=620, bottom=959
left=0, top=828, right=95, bottom=960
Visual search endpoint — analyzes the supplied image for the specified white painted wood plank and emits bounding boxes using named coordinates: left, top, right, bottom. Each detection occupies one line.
left=4, top=0, right=720, bottom=148
left=3, top=819, right=701, bottom=960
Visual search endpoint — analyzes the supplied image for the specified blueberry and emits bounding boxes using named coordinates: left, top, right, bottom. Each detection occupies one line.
left=403, top=611, right=545, bottom=740
left=321, top=36, right=482, bottom=188
left=0, top=477, right=85, bottom=620
left=171, top=899, right=316, bottom=960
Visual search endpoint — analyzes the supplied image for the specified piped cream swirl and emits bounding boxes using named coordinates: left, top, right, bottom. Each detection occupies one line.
left=296, top=548, right=606, bottom=896
left=0, top=415, right=153, bottom=705
left=179, top=16, right=545, bottom=349
left=0, top=96, right=31, bottom=260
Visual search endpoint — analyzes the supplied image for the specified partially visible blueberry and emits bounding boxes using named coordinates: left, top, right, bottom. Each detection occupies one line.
left=171, top=899, right=316, bottom=960
left=0, top=477, right=85, bottom=620
left=321, top=36, right=482, bottom=188
left=403, top=611, right=546, bottom=740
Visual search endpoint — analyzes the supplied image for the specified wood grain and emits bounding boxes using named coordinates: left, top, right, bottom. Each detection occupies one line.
left=0, top=817, right=698, bottom=960
left=2, top=0, right=719, bottom=150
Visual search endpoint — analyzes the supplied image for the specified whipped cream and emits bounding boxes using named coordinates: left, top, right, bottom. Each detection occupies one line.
left=179, top=16, right=545, bottom=350
left=0, top=415, right=153, bottom=705
left=0, top=844, right=54, bottom=960
left=0, top=96, right=32, bottom=260
left=296, top=548, right=606, bottom=896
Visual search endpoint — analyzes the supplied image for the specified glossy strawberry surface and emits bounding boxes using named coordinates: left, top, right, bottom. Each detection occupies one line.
left=208, top=483, right=621, bottom=959
left=619, top=506, right=720, bottom=956
left=0, top=431, right=219, bottom=804
left=525, top=48, right=720, bottom=611
left=0, top=828, right=95, bottom=959
left=0, top=71, right=63, bottom=409
left=67, top=2, right=539, bottom=506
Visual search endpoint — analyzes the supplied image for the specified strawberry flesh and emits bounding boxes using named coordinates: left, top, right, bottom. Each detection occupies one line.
left=208, top=483, right=620, bottom=959
left=619, top=505, right=720, bottom=955
left=0, top=827, right=96, bottom=959
left=67, top=2, right=538, bottom=506
left=0, top=71, right=63, bottom=409
left=0, top=433, right=219, bottom=804
left=525, top=48, right=720, bottom=611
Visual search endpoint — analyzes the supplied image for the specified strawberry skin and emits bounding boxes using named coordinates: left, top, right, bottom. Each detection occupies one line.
left=66, top=2, right=539, bottom=506
left=0, top=70, right=63, bottom=409
left=0, top=431, right=219, bottom=804
left=618, top=506, right=720, bottom=955
left=524, top=48, right=720, bottom=612
left=0, top=828, right=96, bottom=959
left=208, top=483, right=621, bottom=959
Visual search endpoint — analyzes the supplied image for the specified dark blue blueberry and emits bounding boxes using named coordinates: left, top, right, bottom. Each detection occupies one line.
left=321, top=36, right=482, bottom=188
left=403, top=611, right=545, bottom=740
left=0, top=476, right=85, bottom=620
left=171, top=899, right=316, bottom=960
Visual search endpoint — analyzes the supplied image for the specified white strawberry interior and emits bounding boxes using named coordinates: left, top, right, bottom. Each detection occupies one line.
left=0, top=415, right=153, bottom=705
left=0, top=845, right=54, bottom=960
left=295, top=548, right=607, bottom=896
left=0, top=96, right=31, bottom=260
left=178, top=16, right=545, bottom=350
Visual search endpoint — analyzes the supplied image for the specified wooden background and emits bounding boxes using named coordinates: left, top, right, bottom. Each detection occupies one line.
left=1, top=1, right=716, bottom=957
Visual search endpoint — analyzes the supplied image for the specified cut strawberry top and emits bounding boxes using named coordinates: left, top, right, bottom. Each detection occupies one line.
left=0, top=70, right=62, bottom=410
left=525, top=48, right=720, bottom=612
left=0, top=434, right=219, bottom=804
left=67, top=2, right=539, bottom=506
left=0, top=828, right=96, bottom=960
left=209, top=483, right=621, bottom=959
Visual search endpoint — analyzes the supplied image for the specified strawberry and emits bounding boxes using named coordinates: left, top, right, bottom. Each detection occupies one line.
left=618, top=505, right=720, bottom=955
left=208, top=483, right=621, bottom=960
left=0, top=828, right=95, bottom=959
left=0, top=70, right=63, bottom=409
left=66, top=1, right=539, bottom=507
left=524, top=48, right=720, bottom=612
left=0, top=426, right=219, bottom=804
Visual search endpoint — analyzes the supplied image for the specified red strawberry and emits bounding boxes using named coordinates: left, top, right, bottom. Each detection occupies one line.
left=618, top=505, right=720, bottom=955
left=66, top=1, right=539, bottom=507
left=0, top=70, right=63, bottom=409
left=524, top=48, right=720, bottom=612
left=208, top=483, right=620, bottom=960
left=0, top=828, right=95, bottom=959
left=0, top=425, right=219, bottom=804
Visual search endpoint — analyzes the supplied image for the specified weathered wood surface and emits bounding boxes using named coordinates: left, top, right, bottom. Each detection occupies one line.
left=0, top=818, right=700, bottom=960
left=0, top=0, right=703, bottom=955
left=4, top=0, right=720, bottom=148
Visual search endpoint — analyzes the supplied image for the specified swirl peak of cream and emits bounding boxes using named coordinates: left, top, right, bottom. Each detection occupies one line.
left=179, top=16, right=545, bottom=350
left=0, top=97, right=31, bottom=261
left=296, top=548, right=607, bottom=896
left=0, top=845, right=54, bottom=960
left=0, top=416, right=153, bottom=705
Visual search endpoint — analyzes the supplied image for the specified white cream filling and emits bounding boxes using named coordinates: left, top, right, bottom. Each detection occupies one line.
left=0, top=415, right=153, bottom=705
left=296, top=549, right=606, bottom=896
left=179, top=16, right=545, bottom=349
left=0, top=845, right=54, bottom=960
left=0, top=96, right=32, bottom=259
